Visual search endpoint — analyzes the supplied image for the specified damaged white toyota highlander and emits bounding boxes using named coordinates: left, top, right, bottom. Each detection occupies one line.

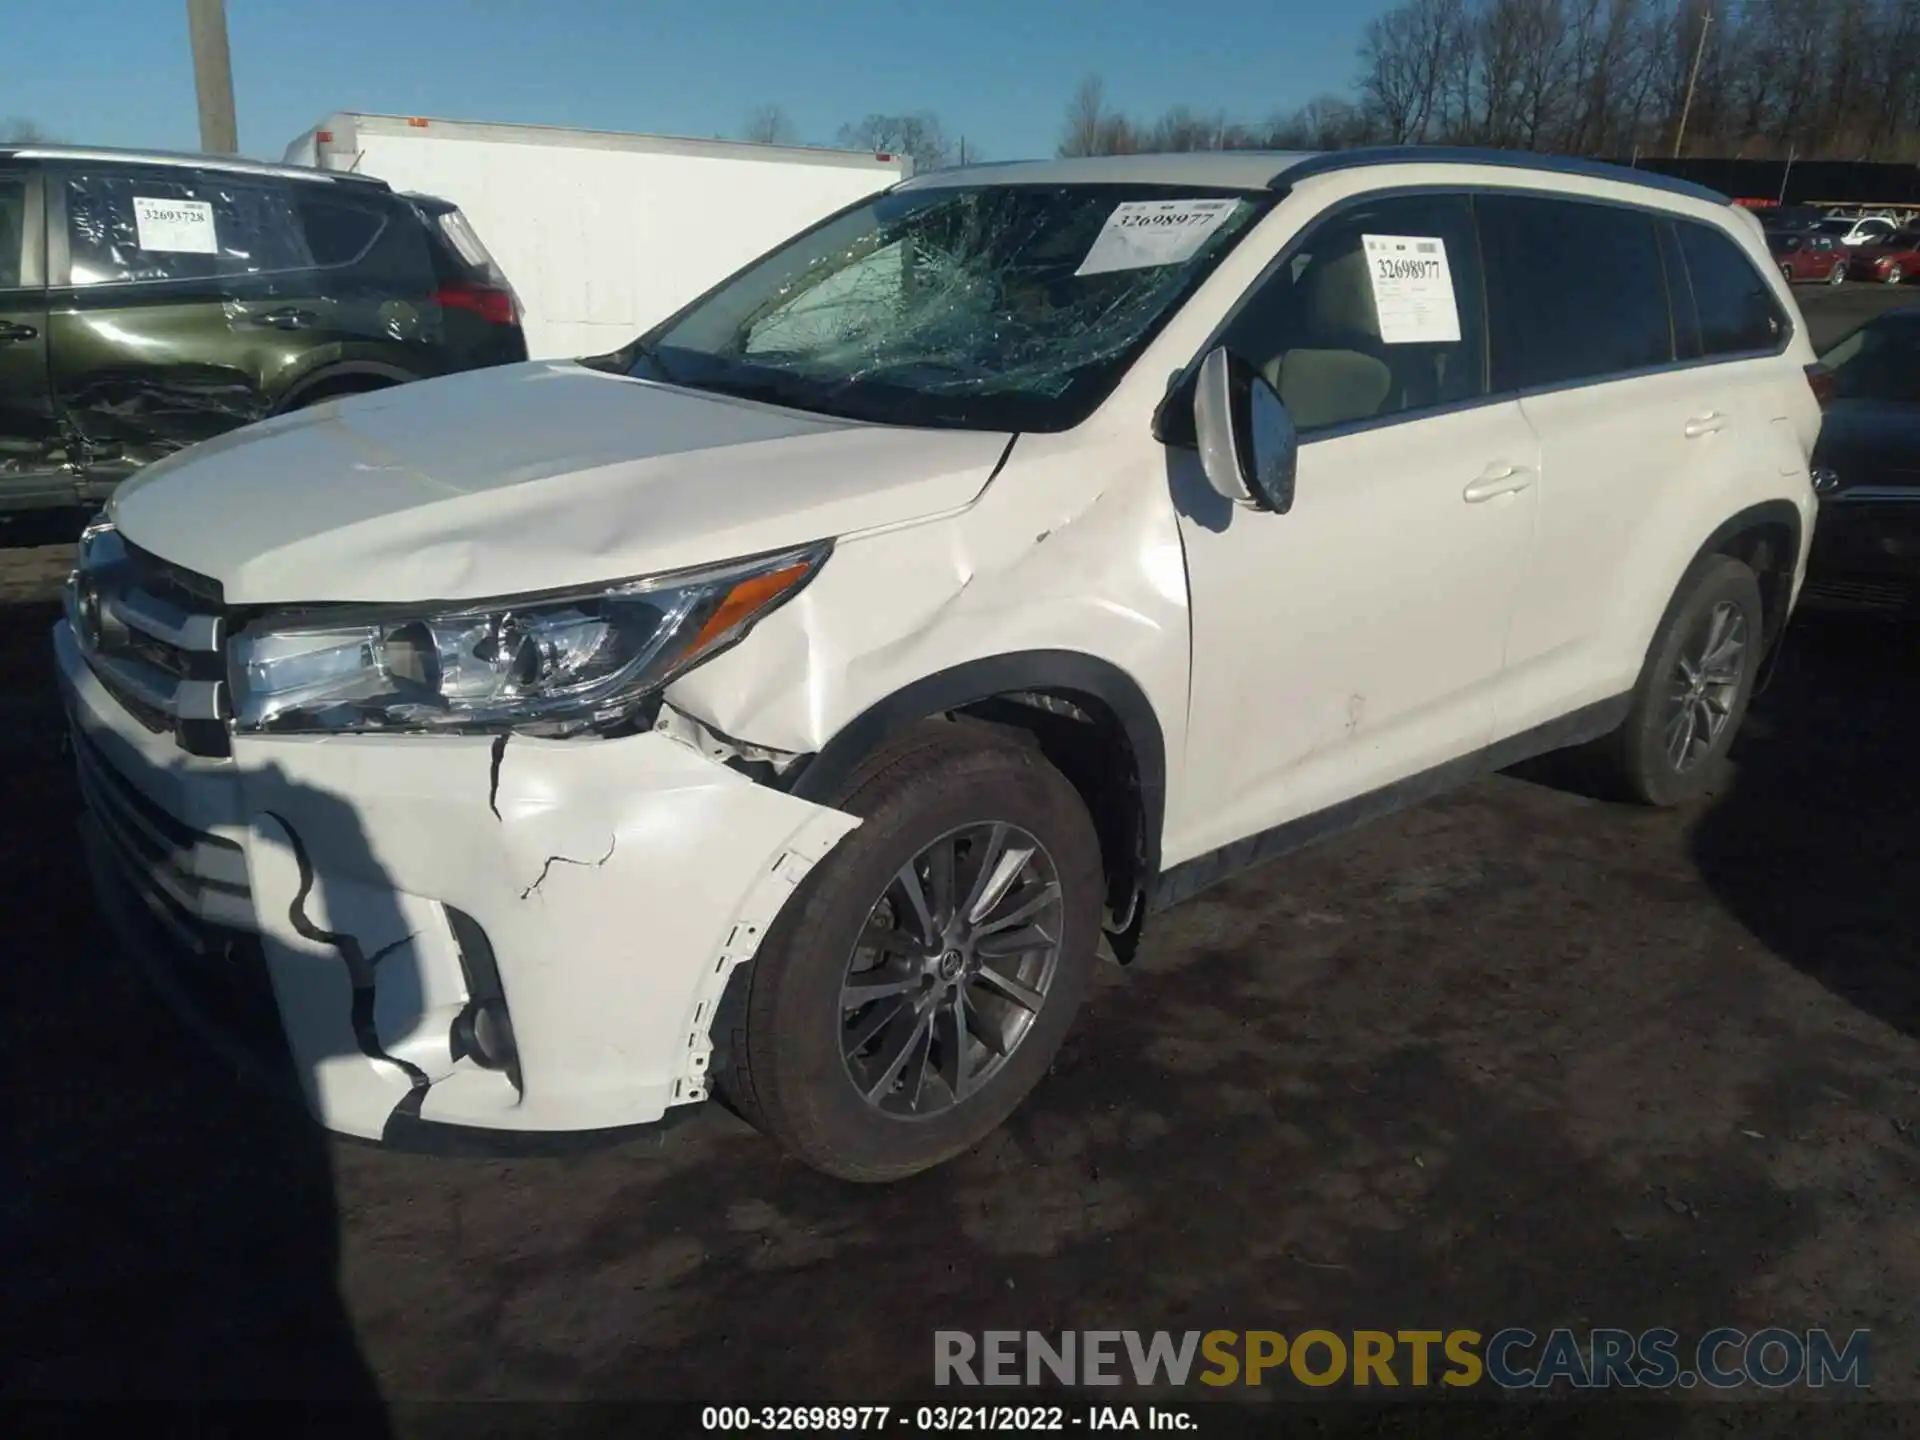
left=57, top=149, right=1822, bottom=1180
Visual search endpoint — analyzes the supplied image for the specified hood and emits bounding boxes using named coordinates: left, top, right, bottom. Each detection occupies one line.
left=109, top=362, right=1014, bottom=605
left=1812, top=398, right=1920, bottom=492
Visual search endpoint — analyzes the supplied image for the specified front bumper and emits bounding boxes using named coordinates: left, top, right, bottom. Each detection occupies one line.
left=55, top=618, right=858, bottom=1146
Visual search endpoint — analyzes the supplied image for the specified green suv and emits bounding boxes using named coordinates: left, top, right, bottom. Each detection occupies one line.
left=0, top=144, right=526, bottom=512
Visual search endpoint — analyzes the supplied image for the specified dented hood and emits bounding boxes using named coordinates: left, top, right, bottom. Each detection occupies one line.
left=108, top=361, right=1013, bottom=605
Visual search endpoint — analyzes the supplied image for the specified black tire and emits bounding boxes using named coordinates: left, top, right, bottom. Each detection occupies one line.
left=1593, top=555, right=1765, bottom=807
left=1828, top=264, right=1848, bottom=286
left=715, top=720, right=1103, bottom=1182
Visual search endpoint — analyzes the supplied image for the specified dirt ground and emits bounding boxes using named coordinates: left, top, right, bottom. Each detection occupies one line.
left=4, top=285, right=1918, bottom=1416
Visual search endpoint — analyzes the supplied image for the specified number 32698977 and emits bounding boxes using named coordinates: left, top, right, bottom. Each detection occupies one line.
left=1375, top=257, right=1442, bottom=281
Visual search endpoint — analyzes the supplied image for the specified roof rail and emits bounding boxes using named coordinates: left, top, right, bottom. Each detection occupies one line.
left=1274, top=146, right=1732, bottom=207
left=0, top=142, right=388, bottom=188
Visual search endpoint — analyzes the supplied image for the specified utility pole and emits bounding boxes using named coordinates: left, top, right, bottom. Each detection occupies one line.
left=186, top=0, right=238, bottom=155
left=1672, top=2, right=1713, bottom=159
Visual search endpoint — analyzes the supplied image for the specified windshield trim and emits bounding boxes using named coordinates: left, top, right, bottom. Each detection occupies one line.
left=597, top=181, right=1278, bottom=434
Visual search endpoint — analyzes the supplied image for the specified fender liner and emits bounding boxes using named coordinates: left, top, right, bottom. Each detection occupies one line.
left=275, top=360, right=422, bottom=412
left=1659, top=499, right=1804, bottom=660
left=783, top=650, right=1169, bottom=886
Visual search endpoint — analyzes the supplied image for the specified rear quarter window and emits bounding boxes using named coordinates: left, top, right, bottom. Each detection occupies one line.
left=1674, top=220, right=1787, bottom=357
left=293, top=193, right=388, bottom=268
left=1479, top=192, right=1674, bottom=392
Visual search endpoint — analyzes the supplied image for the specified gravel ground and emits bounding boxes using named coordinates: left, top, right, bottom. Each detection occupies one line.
left=4, top=284, right=1918, bottom=1417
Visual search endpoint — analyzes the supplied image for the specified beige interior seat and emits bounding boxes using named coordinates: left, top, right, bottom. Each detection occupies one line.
left=1263, top=247, right=1392, bottom=429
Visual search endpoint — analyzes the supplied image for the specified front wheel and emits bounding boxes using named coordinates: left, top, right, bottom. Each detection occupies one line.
left=1593, top=556, right=1765, bottom=807
left=1887, top=263, right=1906, bottom=286
left=715, top=721, right=1103, bottom=1181
left=1828, top=263, right=1849, bottom=286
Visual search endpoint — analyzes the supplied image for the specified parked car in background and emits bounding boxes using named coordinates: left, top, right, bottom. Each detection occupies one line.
left=1759, top=205, right=1825, bottom=235
left=57, top=147, right=1820, bottom=1180
left=1805, top=307, right=1920, bottom=614
left=1847, top=230, right=1920, bottom=285
left=1770, top=229, right=1849, bottom=285
left=1813, top=215, right=1901, bottom=248
left=0, top=144, right=526, bottom=513
left=285, top=114, right=910, bottom=359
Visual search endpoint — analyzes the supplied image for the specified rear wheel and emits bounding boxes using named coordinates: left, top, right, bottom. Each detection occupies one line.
left=1591, top=556, right=1765, bottom=807
left=1780, top=263, right=1795, bottom=284
left=715, top=721, right=1103, bottom=1182
left=1828, top=263, right=1848, bottom=286
left=1887, top=263, right=1906, bottom=286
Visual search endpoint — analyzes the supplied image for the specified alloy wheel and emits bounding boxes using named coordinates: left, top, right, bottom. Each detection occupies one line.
left=1663, top=600, right=1748, bottom=774
left=838, top=822, right=1064, bottom=1118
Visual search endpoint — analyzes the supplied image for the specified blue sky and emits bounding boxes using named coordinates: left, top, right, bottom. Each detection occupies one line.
left=7, top=0, right=1395, bottom=162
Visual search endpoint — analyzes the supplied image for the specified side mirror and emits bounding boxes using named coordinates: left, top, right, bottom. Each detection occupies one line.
left=1192, top=346, right=1298, bottom=513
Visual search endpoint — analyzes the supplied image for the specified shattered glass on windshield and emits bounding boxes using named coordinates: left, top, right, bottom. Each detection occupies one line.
left=642, top=184, right=1266, bottom=431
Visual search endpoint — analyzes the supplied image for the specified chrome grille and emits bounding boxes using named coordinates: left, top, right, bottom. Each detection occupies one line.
left=72, top=727, right=252, bottom=937
left=65, top=520, right=232, bottom=755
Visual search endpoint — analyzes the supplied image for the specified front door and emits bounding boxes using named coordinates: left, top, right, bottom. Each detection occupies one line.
left=1169, top=190, right=1538, bottom=865
left=0, top=169, right=65, bottom=507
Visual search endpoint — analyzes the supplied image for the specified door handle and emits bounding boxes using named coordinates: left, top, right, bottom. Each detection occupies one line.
left=1684, top=412, right=1727, bottom=438
left=1462, top=463, right=1535, bottom=503
left=0, top=321, right=36, bottom=343
left=252, top=307, right=317, bottom=330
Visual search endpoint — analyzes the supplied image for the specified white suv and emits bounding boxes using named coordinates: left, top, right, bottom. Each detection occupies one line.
left=56, top=148, right=1822, bottom=1180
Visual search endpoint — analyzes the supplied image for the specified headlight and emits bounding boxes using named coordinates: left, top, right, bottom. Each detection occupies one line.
left=229, top=543, right=827, bottom=735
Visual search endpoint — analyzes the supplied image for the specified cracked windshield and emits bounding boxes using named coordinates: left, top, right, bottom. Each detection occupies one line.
left=638, top=184, right=1264, bottom=430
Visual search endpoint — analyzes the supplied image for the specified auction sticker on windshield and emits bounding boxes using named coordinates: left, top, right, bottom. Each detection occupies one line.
left=133, top=197, right=219, bottom=255
left=1361, top=234, right=1460, bottom=344
left=1076, top=199, right=1241, bottom=277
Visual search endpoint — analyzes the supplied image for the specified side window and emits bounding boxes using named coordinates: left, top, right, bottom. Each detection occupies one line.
left=0, top=178, right=25, bottom=289
left=293, top=193, right=388, bottom=268
left=1218, top=191, right=1486, bottom=433
left=63, top=168, right=313, bottom=286
left=1674, top=220, right=1786, bottom=357
left=1480, top=193, right=1672, bottom=391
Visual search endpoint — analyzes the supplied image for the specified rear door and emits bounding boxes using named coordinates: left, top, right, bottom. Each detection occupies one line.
left=0, top=166, right=64, bottom=506
left=1667, top=216, right=1807, bottom=492
left=1479, top=190, right=1721, bottom=735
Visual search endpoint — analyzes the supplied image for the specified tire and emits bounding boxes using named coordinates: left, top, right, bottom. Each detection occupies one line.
left=1780, top=263, right=1795, bottom=283
left=1828, top=264, right=1848, bottom=286
left=715, top=720, right=1104, bottom=1181
left=1592, top=555, right=1765, bottom=807
left=1887, top=264, right=1906, bottom=286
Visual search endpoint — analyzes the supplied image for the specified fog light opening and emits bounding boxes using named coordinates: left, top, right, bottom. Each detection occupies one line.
left=452, top=998, right=520, bottom=1079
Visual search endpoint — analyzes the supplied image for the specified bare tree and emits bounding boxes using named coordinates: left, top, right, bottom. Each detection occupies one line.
left=837, top=112, right=954, bottom=172
left=741, top=105, right=799, bottom=147
left=0, top=116, right=55, bottom=144
left=1358, top=0, right=1467, bottom=142
left=1059, top=74, right=1138, bottom=156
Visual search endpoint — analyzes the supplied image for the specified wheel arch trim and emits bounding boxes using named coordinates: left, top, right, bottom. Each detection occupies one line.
left=273, top=359, right=420, bottom=412
left=783, top=649, right=1169, bottom=885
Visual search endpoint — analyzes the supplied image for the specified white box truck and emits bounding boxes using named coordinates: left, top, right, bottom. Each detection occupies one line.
left=284, top=113, right=911, bottom=358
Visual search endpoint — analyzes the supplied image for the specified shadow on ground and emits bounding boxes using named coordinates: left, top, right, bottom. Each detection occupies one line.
left=1692, top=611, right=1920, bottom=1039
left=0, top=568, right=386, bottom=1412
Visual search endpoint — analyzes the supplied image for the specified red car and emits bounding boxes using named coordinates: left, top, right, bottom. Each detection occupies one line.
left=1768, top=230, right=1849, bottom=285
left=1849, top=230, right=1920, bottom=286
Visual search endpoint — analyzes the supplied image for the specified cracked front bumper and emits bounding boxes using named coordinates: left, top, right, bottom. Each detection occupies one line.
left=55, top=618, right=858, bottom=1145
